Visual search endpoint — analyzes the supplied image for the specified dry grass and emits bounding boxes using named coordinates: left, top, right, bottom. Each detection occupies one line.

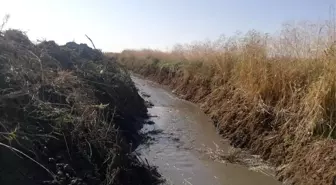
left=117, top=21, right=336, bottom=185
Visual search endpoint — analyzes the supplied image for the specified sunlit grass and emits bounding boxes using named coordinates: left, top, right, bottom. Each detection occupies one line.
left=118, top=21, right=336, bottom=140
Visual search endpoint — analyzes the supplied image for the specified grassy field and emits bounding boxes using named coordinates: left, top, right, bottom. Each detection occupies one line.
left=116, top=22, right=336, bottom=185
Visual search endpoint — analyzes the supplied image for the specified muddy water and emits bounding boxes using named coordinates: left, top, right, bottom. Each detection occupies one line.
left=133, top=76, right=281, bottom=185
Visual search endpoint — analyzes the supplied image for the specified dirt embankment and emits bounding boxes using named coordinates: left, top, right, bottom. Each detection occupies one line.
left=117, top=51, right=336, bottom=185
left=0, top=30, right=162, bottom=185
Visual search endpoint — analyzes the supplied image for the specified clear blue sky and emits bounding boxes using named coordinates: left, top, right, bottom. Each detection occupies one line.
left=1, top=0, right=335, bottom=52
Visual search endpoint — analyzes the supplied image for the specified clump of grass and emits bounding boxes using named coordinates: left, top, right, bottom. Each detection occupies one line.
left=117, top=20, right=336, bottom=185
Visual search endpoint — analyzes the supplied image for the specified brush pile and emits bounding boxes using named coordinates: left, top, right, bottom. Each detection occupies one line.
left=0, top=29, right=162, bottom=185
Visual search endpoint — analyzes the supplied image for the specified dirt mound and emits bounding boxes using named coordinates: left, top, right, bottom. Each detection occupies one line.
left=0, top=29, right=162, bottom=185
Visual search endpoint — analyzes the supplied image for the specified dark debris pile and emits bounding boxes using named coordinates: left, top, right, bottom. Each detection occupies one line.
left=0, top=29, right=163, bottom=185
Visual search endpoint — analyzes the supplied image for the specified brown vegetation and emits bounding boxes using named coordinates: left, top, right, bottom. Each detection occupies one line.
left=116, top=22, right=336, bottom=185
